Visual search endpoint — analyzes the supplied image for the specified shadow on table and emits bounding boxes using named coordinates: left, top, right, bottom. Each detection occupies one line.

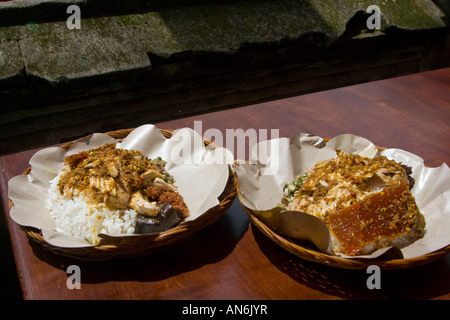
left=252, top=224, right=450, bottom=300
left=0, top=206, right=23, bottom=300
left=28, top=198, right=249, bottom=284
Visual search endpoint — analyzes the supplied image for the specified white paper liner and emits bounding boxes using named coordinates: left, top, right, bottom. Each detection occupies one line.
left=8, top=125, right=233, bottom=248
left=235, top=132, right=450, bottom=259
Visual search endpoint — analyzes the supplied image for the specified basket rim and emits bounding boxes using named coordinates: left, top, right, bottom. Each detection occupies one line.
left=9, top=126, right=236, bottom=261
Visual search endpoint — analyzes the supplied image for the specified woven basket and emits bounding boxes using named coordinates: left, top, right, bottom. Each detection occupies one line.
left=237, top=154, right=450, bottom=270
left=244, top=207, right=450, bottom=270
left=10, top=128, right=237, bottom=261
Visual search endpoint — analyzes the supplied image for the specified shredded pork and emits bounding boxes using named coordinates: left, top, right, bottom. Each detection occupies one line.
left=58, top=143, right=189, bottom=218
left=285, top=150, right=410, bottom=222
left=282, top=150, right=425, bottom=256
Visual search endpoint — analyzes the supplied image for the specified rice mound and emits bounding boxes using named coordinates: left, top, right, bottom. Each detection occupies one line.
left=46, top=169, right=138, bottom=245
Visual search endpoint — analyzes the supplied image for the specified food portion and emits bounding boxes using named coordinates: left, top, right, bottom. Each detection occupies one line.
left=280, top=150, right=425, bottom=256
left=46, top=143, right=189, bottom=244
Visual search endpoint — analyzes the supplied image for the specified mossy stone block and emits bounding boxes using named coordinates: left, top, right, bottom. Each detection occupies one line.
left=18, top=18, right=150, bottom=82
left=0, top=39, right=25, bottom=87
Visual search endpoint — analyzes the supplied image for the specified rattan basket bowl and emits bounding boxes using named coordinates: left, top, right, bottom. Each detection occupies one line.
left=236, top=138, right=450, bottom=270
left=243, top=206, right=450, bottom=270
left=9, top=128, right=237, bottom=261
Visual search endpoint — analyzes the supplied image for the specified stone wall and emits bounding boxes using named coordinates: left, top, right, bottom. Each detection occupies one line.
left=0, top=0, right=449, bottom=154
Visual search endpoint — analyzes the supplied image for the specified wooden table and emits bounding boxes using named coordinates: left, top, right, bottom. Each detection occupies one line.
left=1, top=68, right=449, bottom=301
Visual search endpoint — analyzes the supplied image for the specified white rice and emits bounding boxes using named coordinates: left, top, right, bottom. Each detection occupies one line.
left=45, top=169, right=138, bottom=245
